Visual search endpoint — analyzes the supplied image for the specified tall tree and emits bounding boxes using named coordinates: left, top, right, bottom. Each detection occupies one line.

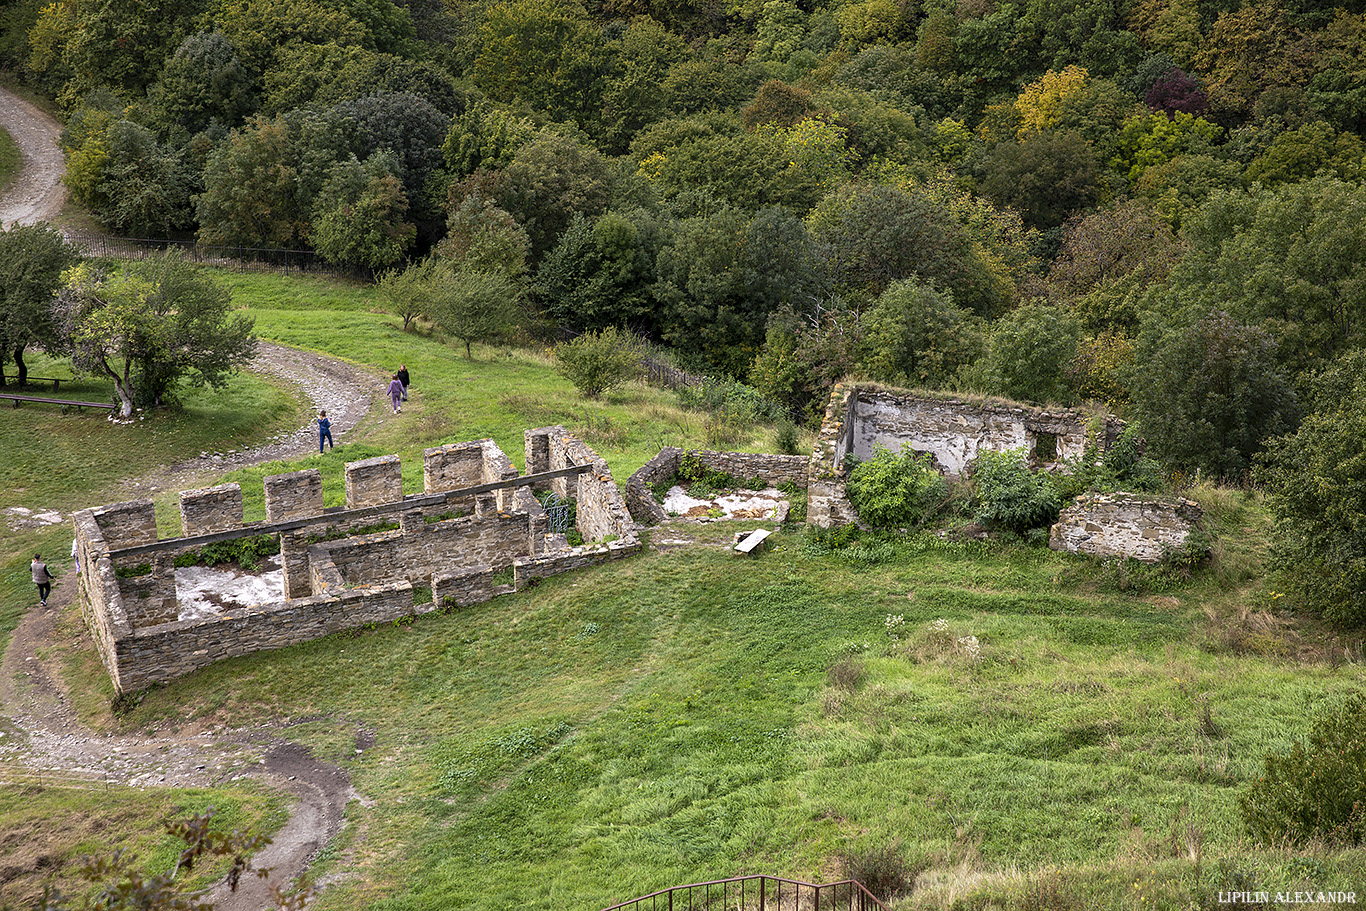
left=0, top=224, right=78, bottom=387
left=1257, top=350, right=1366, bottom=628
left=309, top=152, right=415, bottom=273
left=55, top=254, right=256, bottom=415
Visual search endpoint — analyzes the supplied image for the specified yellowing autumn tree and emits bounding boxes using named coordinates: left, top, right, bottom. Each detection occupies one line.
left=1013, top=65, right=1090, bottom=139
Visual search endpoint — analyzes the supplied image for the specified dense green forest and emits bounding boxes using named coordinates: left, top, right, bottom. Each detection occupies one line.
left=4, top=0, right=1366, bottom=551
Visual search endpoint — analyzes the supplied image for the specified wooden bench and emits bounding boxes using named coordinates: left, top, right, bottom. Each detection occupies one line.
left=1, top=393, right=116, bottom=412
left=733, top=529, right=771, bottom=555
left=0, top=376, right=63, bottom=392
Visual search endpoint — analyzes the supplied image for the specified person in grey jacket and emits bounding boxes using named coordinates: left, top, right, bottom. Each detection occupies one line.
left=31, top=553, right=53, bottom=606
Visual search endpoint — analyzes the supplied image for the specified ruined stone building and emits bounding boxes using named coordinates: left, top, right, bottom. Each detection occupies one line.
left=73, top=427, right=638, bottom=694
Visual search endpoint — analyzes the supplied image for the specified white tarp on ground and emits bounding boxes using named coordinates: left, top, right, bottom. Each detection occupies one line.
left=661, top=486, right=787, bottom=520
left=175, top=555, right=284, bottom=621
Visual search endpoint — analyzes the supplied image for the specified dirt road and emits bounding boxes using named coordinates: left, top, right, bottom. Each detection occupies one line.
left=0, top=86, right=377, bottom=908
left=0, top=86, right=67, bottom=227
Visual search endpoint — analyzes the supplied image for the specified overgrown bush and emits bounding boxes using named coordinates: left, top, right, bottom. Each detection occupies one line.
left=970, top=448, right=1061, bottom=535
left=846, top=444, right=947, bottom=528
left=173, top=534, right=280, bottom=572
left=837, top=841, right=920, bottom=900
left=675, top=377, right=785, bottom=425
left=1055, top=421, right=1164, bottom=499
left=554, top=327, right=642, bottom=398
left=1239, top=693, right=1366, bottom=846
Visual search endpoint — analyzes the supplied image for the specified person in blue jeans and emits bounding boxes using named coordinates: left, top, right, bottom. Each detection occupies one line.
left=318, top=410, right=334, bottom=451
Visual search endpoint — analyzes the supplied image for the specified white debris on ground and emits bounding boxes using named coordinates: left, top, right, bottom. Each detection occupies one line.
left=175, top=554, right=284, bottom=622
left=662, top=485, right=788, bottom=520
left=4, top=506, right=65, bottom=531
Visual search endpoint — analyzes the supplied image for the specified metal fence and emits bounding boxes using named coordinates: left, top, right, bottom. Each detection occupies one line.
left=599, top=875, right=890, bottom=911
left=0, top=762, right=114, bottom=790
left=640, top=355, right=705, bottom=391
left=64, top=232, right=345, bottom=276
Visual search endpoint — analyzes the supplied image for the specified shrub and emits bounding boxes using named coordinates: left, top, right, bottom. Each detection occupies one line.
left=676, top=377, right=785, bottom=425
left=554, top=327, right=642, bottom=398
left=970, top=448, right=1061, bottom=534
left=846, top=444, right=948, bottom=528
left=1239, top=693, right=1366, bottom=846
left=837, top=841, right=920, bottom=900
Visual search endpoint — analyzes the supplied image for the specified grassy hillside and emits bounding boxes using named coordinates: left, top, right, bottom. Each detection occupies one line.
left=1, top=268, right=1362, bottom=910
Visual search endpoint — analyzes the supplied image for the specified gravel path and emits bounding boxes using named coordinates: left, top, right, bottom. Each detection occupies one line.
left=0, top=86, right=67, bottom=227
left=114, top=340, right=383, bottom=501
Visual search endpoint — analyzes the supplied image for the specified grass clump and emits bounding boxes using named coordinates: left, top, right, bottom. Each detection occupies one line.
left=174, top=534, right=280, bottom=572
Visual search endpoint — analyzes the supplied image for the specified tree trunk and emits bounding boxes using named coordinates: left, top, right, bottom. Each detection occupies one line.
left=13, top=345, right=26, bottom=387
left=113, top=378, right=135, bottom=417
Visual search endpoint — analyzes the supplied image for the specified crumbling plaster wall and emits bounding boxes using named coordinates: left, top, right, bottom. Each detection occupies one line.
left=807, top=384, right=1119, bottom=528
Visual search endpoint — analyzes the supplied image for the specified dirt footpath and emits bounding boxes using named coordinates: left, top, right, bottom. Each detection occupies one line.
left=0, top=85, right=380, bottom=906
left=0, top=86, right=67, bottom=227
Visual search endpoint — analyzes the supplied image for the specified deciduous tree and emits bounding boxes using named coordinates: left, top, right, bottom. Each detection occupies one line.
left=0, top=224, right=77, bottom=387
left=55, top=254, right=256, bottom=415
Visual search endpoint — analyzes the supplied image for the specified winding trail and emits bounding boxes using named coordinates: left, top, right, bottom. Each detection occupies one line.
left=0, top=86, right=67, bottom=227
left=0, top=85, right=383, bottom=908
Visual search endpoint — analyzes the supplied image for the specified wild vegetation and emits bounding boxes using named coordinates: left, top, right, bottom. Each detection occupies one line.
left=1, top=0, right=1365, bottom=905
left=0, top=267, right=1361, bottom=910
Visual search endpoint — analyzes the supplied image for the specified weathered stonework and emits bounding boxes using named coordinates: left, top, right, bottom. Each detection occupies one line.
left=1050, top=493, right=1202, bottom=563
left=179, top=483, right=244, bottom=537
left=624, top=447, right=808, bottom=525
left=76, top=431, right=641, bottom=694
left=807, top=383, right=1121, bottom=528
left=91, top=500, right=157, bottom=549
left=345, top=455, right=403, bottom=509
left=264, top=469, right=324, bottom=523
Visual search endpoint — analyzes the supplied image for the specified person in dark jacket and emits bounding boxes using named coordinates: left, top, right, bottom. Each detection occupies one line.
left=318, top=410, right=334, bottom=451
left=397, top=364, right=410, bottom=401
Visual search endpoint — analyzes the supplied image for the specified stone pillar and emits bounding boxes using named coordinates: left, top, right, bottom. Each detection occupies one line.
left=480, top=439, right=520, bottom=512
left=423, top=441, right=485, bottom=493
left=345, top=455, right=403, bottom=509
left=399, top=509, right=424, bottom=535
left=264, top=470, right=324, bottom=523
left=279, top=530, right=314, bottom=600
left=119, top=552, right=178, bottom=628
left=524, top=427, right=552, bottom=478
left=179, top=483, right=244, bottom=537
left=91, top=500, right=158, bottom=549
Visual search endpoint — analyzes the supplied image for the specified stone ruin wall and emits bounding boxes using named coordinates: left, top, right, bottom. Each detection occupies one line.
left=624, top=447, right=809, bottom=525
left=75, top=431, right=640, bottom=694
left=1049, top=493, right=1202, bottom=563
left=806, top=384, right=1121, bottom=528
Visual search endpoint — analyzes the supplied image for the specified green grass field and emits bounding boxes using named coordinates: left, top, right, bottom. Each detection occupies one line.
left=1, top=268, right=1362, bottom=910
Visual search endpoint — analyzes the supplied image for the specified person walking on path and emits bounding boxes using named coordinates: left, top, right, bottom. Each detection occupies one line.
left=318, top=409, right=334, bottom=451
left=397, top=364, right=410, bottom=402
left=31, top=553, right=52, bottom=606
left=387, top=374, right=405, bottom=413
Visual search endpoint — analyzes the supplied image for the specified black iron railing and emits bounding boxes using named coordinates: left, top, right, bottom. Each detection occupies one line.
left=599, top=875, right=890, bottom=911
